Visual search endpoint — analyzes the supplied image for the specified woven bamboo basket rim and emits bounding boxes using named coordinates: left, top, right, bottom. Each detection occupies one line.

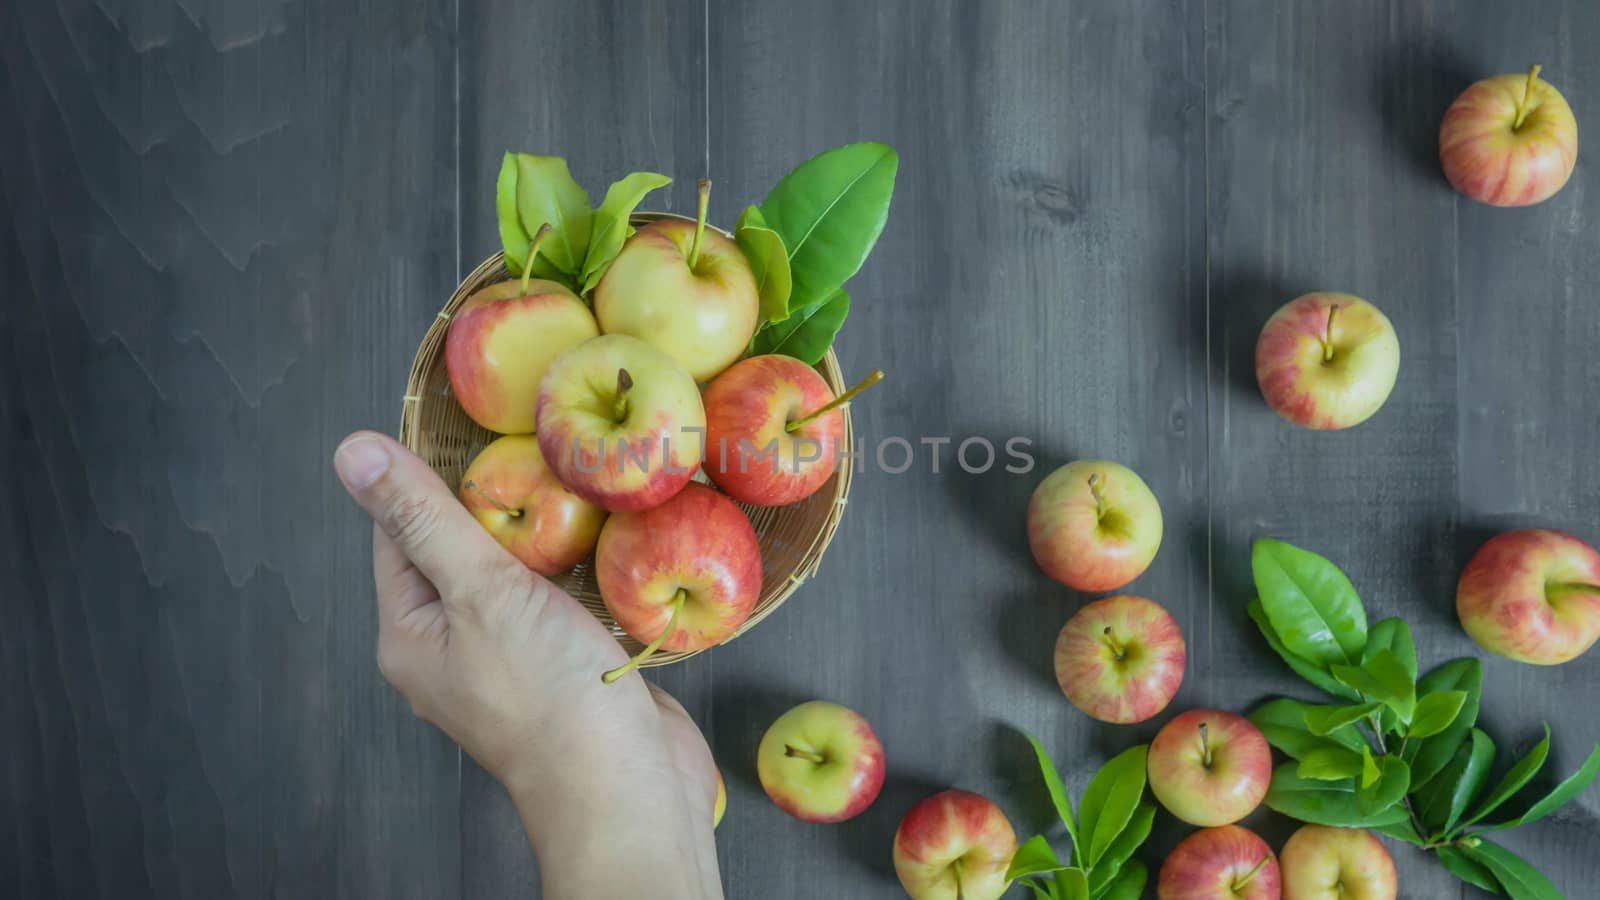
left=399, top=211, right=853, bottom=666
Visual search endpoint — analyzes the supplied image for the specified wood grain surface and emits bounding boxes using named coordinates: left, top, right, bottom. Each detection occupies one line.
left=4, top=0, right=1597, bottom=898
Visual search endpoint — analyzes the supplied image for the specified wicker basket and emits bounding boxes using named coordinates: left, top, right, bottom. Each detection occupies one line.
left=400, top=212, right=853, bottom=666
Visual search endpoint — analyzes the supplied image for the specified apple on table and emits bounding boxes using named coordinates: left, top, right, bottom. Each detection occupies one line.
left=756, top=700, right=885, bottom=823
left=535, top=333, right=705, bottom=513
left=1147, top=709, right=1271, bottom=827
left=1028, top=459, right=1164, bottom=592
left=1054, top=594, right=1186, bottom=724
left=702, top=355, right=883, bottom=506
left=1279, top=825, right=1395, bottom=900
left=594, top=483, right=762, bottom=682
left=446, top=225, right=600, bottom=434
left=595, top=179, right=760, bottom=382
left=1441, top=64, right=1578, bottom=207
left=892, top=789, right=1017, bottom=900
left=1456, top=528, right=1600, bottom=665
left=1157, top=825, right=1280, bottom=900
left=457, top=434, right=606, bottom=575
left=1255, top=292, right=1400, bottom=430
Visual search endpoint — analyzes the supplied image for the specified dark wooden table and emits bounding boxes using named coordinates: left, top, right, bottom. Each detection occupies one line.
left=5, top=1, right=1598, bottom=897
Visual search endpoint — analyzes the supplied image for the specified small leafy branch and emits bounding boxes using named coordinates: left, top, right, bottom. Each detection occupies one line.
left=492, top=142, right=897, bottom=365
left=1005, top=733, right=1154, bottom=900
left=1246, top=538, right=1600, bottom=900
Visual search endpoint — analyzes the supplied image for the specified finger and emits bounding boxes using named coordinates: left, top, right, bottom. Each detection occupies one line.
left=372, top=523, right=443, bottom=636
left=334, top=430, right=517, bottom=607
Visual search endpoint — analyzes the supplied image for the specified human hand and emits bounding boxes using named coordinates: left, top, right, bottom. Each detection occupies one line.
left=333, top=431, right=722, bottom=898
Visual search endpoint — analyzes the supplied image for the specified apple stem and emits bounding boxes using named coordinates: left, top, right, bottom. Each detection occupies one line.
left=1102, top=626, right=1127, bottom=661
left=613, top=368, right=634, bottom=423
left=1198, top=722, right=1214, bottom=769
left=461, top=480, right=521, bottom=518
left=783, top=745, right=826, bottom=765
left=519, top=223, right=552, bottom=295
left=786, top=369, right=886, bottom=433
left=1548, top=582, right=1600, bottom=604
left=1088, top=473, right=1109, bottom=520
left=1513, top=63, right=1544, bottom=131
left=687, top=178, right=711, bottom=271
left=601, top=588, right=687, bottom=684
left=952, top=859, right=965, bottom=900
left=1322, top=304, right=1340, bottom=363
left=1233, top=854, right=1272, bottom=891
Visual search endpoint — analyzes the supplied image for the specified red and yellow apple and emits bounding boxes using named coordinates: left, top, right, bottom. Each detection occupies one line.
left=1054, top=594, right=1186, bottom=724
left=1279, top=825, right=1395, bottom=900
left=446, top=230, right=599, bottom=434
left=1456, top=528, right=1600, bottom=665
left=535, top=334, right=705, bottom=513
left=1158, top=825, right=1280, bottom=900
left=457, top=435, right=606, bottom=575
left=1148, top=709, right=1271, bottom=827
left=594, top=483, right=761, bottom=681
left=594, top=180, right=758, bottom=382
left=892, top=789, right=1018, bottom=900
left=1441, top=65, right=1578, bottom=207
left=757, top=700, right=885, bottom=823
left=1028, top=459, right=1163, bottom=592
left=1255, top=293, right=1400, bottom=430
left=702, top=357, right=880, bottom=506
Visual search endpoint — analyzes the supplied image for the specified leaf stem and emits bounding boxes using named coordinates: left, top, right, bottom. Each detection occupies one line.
left=787, top=369, right=884, bottom=432
left=1102, top=626, right=1127, bottom=661
left=783, top=745, right=826, bottom=764
left=612, top=368, right=633, bottom=423
left=1233, top=854, right=1272, bottom=891
left=462, top=480, right=520, bottom=518
left=1322, top=304, right=1340, bottom=363
left=687, top=178, right=711, bottom=270
left=1088, top=474, right=1108, bottom=520
left=519, top=223, right=552, bottom=294
left=1513, top=64, right=1543, bottom=131
left=600, top=588, right=686, bottom=683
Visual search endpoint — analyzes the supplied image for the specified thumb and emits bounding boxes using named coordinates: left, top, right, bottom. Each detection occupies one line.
left=334, top=431, right=519, bottom=606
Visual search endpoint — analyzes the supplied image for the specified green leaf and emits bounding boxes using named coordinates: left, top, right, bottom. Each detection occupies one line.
left=1251, top=538, right=1368, bottom=667
left=1076, top=745, right=1147, bottom=869
left=1371, top=818, right=1423, bottom=846
left=1409, top=658, right=1483, bottom=790
left=1006, top=835, right=1071, bottom=880
left=513, top=154, right=592, bottom=276
left=734, top=205, right=793, bottom=324
left=1304, top=701, right=1381, bottom=736
left=1094, top=859, right=1146, bottom=900
left=1249, top=698, right=1366, bottom=759
left=1356, top=754, right=1410, bottom=816
left=1086, top=802, right=1154, bottom=897
left=1298, top=747, right=1365, bottom=781
left=1475, top=742, right=1600, bottom=833
left=1021, top=731, right=1078, bottom=861
left=1360, top=746, right=1381, bottom=788
left=1054, top=867, right=1090, bottom=900
left=578, top=171, right=672, bottom=292
left=1332, top=648, right=1416, bottom=723
left=1436, top=845, right=1501, bottom=894
left=759, top=142, right=897, bottom=310
left=1460, top=726, right=1551, bottom=830
left=1363, top=617, right=1417, bottom=679
left=1020, top=880, right=1055, bottom=900
left=1416, top=728, right=1494, bottom=836
left=497, top=154, right=533, bottom=276
left=1246, top=599, right=1363, bottom=702
left=1461, top=839, right=1564, bottom=900
left=1263, top=764, right=1411, bottom=828
left=750, top=289, right=850, bottom=364
left=1409, top=690, right=1469, bottom=739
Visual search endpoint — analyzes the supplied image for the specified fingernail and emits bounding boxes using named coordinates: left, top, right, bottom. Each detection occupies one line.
left=335, top=435, right=391, bottom=492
